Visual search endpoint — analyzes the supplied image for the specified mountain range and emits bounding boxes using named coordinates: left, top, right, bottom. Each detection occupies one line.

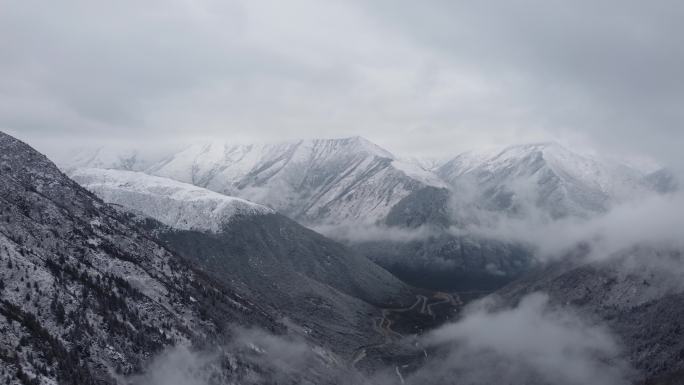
left=3, top=130, right=684, bottom=384
left=437, top=142, right=664, bottom=219
left=65, top=137, right=446, bottom=227
left=63, top=137, right=672, bottom=227
left=0, top=131, right=419, bottom=384
left=63, top=137, right=675, bottom=292
left=70, top=167, right=415, bottom=356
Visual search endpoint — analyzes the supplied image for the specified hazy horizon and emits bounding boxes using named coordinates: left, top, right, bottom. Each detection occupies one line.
left=3, top=0, right=684, bottom=167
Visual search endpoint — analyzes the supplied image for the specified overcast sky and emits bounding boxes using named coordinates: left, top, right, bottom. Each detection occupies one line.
left=1, top=0, right=683, bottom=163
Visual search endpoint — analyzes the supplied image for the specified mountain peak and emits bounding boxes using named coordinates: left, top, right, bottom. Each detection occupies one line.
left=495, top=141, right=570, bottom=159
left=1, top=130, right=53, bottom=167
left=303, top=136, right=395, bottom=159
left=0, top=130, right=72, bottom=190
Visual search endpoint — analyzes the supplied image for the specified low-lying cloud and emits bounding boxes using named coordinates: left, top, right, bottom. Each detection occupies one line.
left=127, top=326, right=362, bottom=385
left=318, top=189, right=684, bottom=270
left=313, top=222, right=437, bottom=243
left=126, top=346, right=218, bottom=385
left=131, top=294, right=634, bottom=385
left=407, top=293, right=633, bottom=385
left=458, top=191, right=684, bottom=262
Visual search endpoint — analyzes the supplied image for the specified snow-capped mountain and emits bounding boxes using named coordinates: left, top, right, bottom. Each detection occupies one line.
left=64, top=138, right=667, bottom=228
left=62, top=139, right=675, bottom=295
left=63, top=139, right=674, bottom=295
left=0, top=131, right=422, bottom=384
left=0, top=131, right=296, bottom=383
left=63, top=136, right=445, bottom=226
left=358, top=142, right=671, bottom=291
left=69, top=165, right=413, bottom=355
left=437, top=142, right=656, bottom=219
left=71, top=168, right=274, bottom=233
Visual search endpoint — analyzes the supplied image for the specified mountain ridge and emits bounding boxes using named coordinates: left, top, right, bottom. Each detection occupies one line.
left=65, top=136, right=442, bottom=226
left=0, top=130, right=294, bottom=383
left=437, top=141, right=656, bottom=219
left=71, top=168, right=274, bottom=233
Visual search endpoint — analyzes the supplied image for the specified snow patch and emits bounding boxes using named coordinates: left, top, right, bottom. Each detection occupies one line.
left=71, top=168, right=274, bottom=232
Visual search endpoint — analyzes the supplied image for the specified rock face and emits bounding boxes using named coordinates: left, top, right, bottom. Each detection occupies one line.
left=497, top=248, right=684, bottom=383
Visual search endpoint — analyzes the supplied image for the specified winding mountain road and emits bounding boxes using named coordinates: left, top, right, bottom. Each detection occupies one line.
left=350, top=292, right=462, bottom=376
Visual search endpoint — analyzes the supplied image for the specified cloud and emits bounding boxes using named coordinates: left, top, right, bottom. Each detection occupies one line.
left=407, top=293, right=633, bottom=385
left=126, top=346, right=218, bottom=385
left=2, top=0, right=684, bottom=164
left=132, top=301, right=633, bottom=385
left=313, top=223, right=438, bottom=243
left=229, top=327, right=351, bottom=384
left=459, top=191, right=684, bottom=261
left=358, top=0, right=684, bottom=165
left=128, top=326, right=363, bottom=385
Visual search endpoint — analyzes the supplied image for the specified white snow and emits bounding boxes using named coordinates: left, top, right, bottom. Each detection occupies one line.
left=61, top=146, right=150, bottom=171
left=125, top=137, right=430, bottom=225
left=63, top=138, right=664, bottom=226
left=71, top=168, right=274, bottom=232
left=391, top=159, right=448, bottom=188
left=438, top=142, right=653, bottom=218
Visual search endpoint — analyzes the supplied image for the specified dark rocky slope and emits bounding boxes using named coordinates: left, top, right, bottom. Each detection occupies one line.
left=497, top=248, right=684, bottom=383
left=0, top=131, right=368, bottom=384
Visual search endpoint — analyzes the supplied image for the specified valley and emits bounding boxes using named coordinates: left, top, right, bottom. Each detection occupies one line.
left=0, top=131, right=681, bottom=384
left=3, top=1, right=683, bottom=383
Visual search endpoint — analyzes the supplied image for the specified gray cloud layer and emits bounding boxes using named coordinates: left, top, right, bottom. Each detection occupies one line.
left=2, top=0, right=683, bottom=164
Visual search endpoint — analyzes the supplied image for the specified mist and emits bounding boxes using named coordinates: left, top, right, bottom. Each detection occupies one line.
left=126, top=325, right=364, bottom=385
left=130, top=293, right=635, bottom=385
left=126, top=346, right=218, bottom=385
left=407, top=293, right=633, bottom=385
left=456, top=191, right=684, bottom=262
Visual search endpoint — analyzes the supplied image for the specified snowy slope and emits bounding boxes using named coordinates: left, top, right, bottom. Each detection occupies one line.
left=140, top=136, right=441, bottom=225
left=62, top=139, right=667, bottom=227
left=438, top=142, right=653, bottom=218
left=70, top=168, right=414, bottom=356
left=62, top=146, right=153, bottom=171
left=0, top=131, right=419, bottom=385
left=0, top=131, right=289, bottom=384
left=71, top=168, right=273, bottom=233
